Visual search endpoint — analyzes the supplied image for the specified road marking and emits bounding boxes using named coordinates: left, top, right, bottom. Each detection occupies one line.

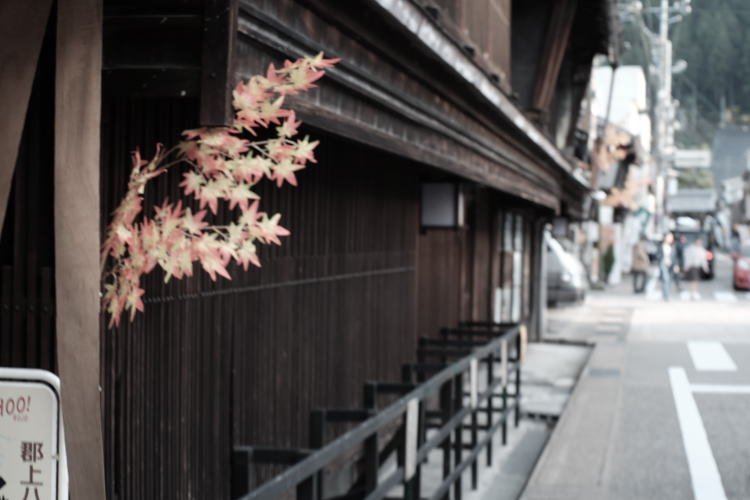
left=596, top=322, right=622, bottom=330
left=691, top=384, right=750, bottom=394
left=669, top=367, right=728, bottom=500
left=687, top=341, right=737, bottom=371
left=713, top=291, right=738, bottom=303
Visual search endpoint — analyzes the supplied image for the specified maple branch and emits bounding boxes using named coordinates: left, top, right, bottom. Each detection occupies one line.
left=101, top=52, right=338, bottom=327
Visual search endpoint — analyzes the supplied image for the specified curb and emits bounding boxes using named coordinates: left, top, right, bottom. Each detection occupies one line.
left=517, top=340, right=599, bottom=498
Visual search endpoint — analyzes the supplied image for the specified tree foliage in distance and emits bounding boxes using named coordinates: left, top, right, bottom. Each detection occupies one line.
left=101, top=53, right=339, bottom=327
left=620, top=0, right=750, bottom=147
left=677, top=167, right=714, bottom=189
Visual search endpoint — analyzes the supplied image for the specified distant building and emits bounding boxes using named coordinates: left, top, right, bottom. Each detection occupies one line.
left=586, top=65, right=653, bottom=282
left=712, top=127, right=750, bottom=185
left=674, top=149, right=712, bottom=169
left=667, top=189, right=718, bottom=217
left=590, top=65, right=652, bottom=151
left=711, top=127, right=750, bottom=228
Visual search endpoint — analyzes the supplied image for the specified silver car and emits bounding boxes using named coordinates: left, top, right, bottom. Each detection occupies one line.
left=546, top=235, right=588, bottom=305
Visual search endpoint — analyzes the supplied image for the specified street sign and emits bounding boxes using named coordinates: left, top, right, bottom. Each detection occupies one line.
left=674, top=149, right=711, bottom=169
left=0, top=369, right=67, bottom=500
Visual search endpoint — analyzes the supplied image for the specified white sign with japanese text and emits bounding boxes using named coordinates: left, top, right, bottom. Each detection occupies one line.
left=0, top=369, right=67, bottom=500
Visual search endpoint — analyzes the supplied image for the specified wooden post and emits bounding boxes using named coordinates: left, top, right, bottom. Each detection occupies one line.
left=55, top=0, right=106, bottom=498
left=531, top=0, right=579, bottom=117
left=200, top=0, right=238, bottom=127
left=529, top=218, right=548, bottom=342
left=0, top=1, right=53, bottom=233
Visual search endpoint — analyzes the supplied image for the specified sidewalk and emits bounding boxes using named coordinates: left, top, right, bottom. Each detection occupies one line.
left=520, top=340, right=628, bottom=500
left=464, top=341, right=591, bottom=500
left=453, top=298, right=602, bottom=500
left=519, top=281, right=646, bottom=500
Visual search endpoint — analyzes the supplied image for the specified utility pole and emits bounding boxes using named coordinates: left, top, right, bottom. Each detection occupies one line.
left=655, top=0, right=672, bottom=233
left=616, top=0, right=691, bottom=233
left=647, top=0, right=690, bottom=233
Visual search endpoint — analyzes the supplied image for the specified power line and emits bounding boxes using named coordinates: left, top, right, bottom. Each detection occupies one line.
left=673, top=75, right=721, bottom=115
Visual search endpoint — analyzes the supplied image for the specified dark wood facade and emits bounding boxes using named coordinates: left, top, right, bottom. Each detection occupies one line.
left=0, top=21, right=57, bottom=372
left=1, top=0, right=615, bottom=498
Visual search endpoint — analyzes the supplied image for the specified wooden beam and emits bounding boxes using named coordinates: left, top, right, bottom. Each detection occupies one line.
left=530, top=0, right=578, bottom=118
left=0, top=1, right=53, bottom=233
left=55, top=1, right=106, bottom=499
left=200, top=0, right=239, bottom=126
left=528, top=218, right=548, bottom=341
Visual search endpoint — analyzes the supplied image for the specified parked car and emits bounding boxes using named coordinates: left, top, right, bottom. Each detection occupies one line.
left=546, top=235, right=588, bottom=305
left=732, top=244, right=750, bottom=290
left=673, top=230, right=715, bottom=280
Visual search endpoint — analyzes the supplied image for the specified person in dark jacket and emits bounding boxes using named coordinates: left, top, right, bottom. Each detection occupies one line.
left=674, top=235, right=687, bottom=291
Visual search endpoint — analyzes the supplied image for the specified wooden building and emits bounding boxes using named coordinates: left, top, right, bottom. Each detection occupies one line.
left=1, top=0, right=616, bottom=498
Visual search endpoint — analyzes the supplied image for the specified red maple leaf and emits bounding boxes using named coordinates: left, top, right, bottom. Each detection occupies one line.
left=102, top=53, right=338, bottom=327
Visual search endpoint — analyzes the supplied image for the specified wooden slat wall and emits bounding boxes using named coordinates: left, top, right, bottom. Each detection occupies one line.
left=0, top=24, right=57, bottom=372
left=416, top=228, right=465, bottom=339
left=429, top=0, right=511, bottom=86
left=100, top=96, right=236, bottom=500
left=100, top=93, right=423, bottom=497
left=469, top=188, right=493, bottom=322
left=1, top=40, right=548, bottom=500
left=459, top=0, right=512, bottom=83
left=231, top=138, right=420, bottom=450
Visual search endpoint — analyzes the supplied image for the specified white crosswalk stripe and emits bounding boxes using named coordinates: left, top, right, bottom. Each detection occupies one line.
left=669, top=367, right=729, bottom=500
left=643, top=290, right=749, bottom=303
left=687, top=341, right=737, bottom=371
left=714, top=291, right=738, bottom=303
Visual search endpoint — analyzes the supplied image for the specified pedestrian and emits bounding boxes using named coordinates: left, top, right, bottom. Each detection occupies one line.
left=731, top=224, right=742, bottom=254
left=683, top=237, right=709, bottom=300
left=657, top=232, right=679, bottom=300
left=631, top=236, right=650, bottom=293
left=674, top=235, right=687, bottom=292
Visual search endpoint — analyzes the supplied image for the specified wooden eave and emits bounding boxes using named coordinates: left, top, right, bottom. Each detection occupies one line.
left=101, top=0, right=598, bottom=211
left=366, top=0, right=576, bottom=179
left=235, top=1, right=589, bottom=211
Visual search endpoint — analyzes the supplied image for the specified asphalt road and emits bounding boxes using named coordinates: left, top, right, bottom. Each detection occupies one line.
left=523, top=253, right=750, bottom=500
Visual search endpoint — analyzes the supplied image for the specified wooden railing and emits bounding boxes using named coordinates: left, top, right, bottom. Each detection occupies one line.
left=233, top=322, right=523, bottom=500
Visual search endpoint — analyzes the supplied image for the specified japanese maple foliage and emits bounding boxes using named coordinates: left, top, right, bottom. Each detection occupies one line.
left=101, top=52, right=338, bottom=327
